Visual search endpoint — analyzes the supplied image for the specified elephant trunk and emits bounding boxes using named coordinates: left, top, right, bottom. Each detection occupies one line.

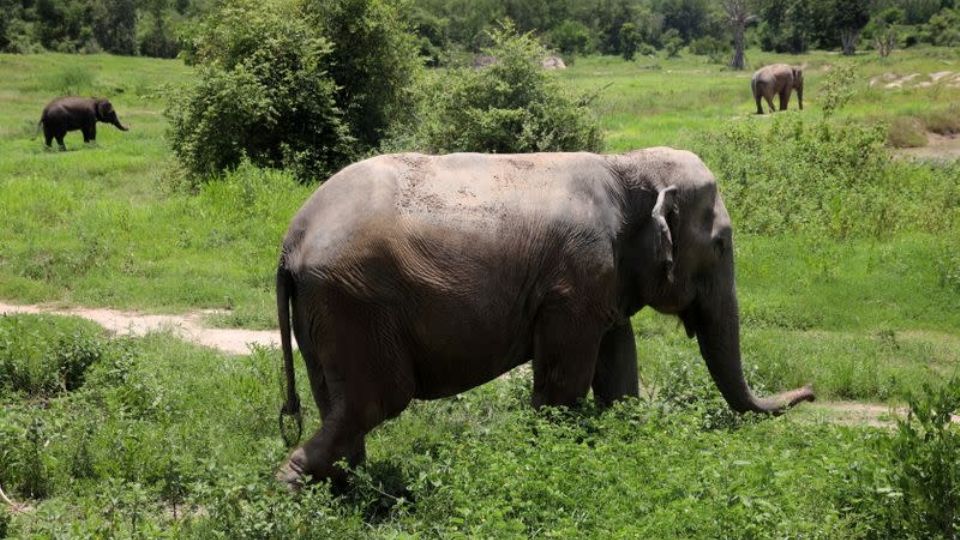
left=114, top=120, right=129, bottom=131
left=691, top=285, right=813, bottom=414
left=797, top=85, right=803, bottom=110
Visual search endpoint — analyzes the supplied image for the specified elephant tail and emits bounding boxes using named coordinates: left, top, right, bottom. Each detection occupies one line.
left=277, top=259, right=302, bottom=446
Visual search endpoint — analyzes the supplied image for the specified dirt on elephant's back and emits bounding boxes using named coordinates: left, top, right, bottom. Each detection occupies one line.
left=0, top=301, right=285, bottom=355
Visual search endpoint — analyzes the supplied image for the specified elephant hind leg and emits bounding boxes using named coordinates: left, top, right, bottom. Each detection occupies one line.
left=755, top=94, right=764, bottom=115
left=764, top=93, right=777, bottom=114
left=279, top=287, right=414, bottom=491
left=278, top=406, right=367, bottom=492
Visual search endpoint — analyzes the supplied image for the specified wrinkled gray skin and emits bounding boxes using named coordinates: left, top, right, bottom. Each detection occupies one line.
left=275, top=148, right=815, bottom=490
left=39, top=97, right=128, bottom=150
left=751, top=64, right=804, bottom=114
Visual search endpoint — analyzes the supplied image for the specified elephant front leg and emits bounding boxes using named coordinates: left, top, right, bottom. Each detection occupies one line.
left=591, top=321, right=639, bottom=407
left=531, top=308, right=604, bottom=408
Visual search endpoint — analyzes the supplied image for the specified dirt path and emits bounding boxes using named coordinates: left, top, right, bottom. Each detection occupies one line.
left=0, top=301, right=284, bottom=355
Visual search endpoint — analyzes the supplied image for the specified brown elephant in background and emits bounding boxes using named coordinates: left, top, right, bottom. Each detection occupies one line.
left=39, top=97, right=128, bottom=150
left=273, top=148, right=815, bottom=491
left=751, top=64, right=804, bottom=114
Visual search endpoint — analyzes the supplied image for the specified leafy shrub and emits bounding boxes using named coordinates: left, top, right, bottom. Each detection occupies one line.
left=852, top=378, right=960, bottom=538
left=695, top=115, right=960, bottom=238
left=889, top=379, right=960, bottom=538
left=689, top=36, right=729, bottom=64
left=549, top=19, right=592, bottom=56
left=42, top=65, right=95, bottom=95
left=821, top=63, right=857, bottom=116
left=0, top=315, right=106, bottom=398
left=391, top=23, right=603, bottom=154
left=887, top=116, right=927, bottom=148
left=923, top=8, right=960, bottom=46
left=662, top=28, right=683, bottom=58
left=168, top=0, right=419, bottom=182
left=920, top=105, right=960, bottom=135
left=619, top=21, right=642, bottom=61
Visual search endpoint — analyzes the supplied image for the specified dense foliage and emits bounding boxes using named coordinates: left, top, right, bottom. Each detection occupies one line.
left=390, top=24, right=603, bottom=154
left=0, top=0, right=210, bottom=56
left=167, top=0, right=419, bottom=182
left=3, top=0, right=960, bottom=58
left=695, top=115, right=960, bottom=239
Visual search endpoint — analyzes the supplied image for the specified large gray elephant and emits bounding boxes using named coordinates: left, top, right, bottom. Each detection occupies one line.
left=275, top=148, right=814, bottom=489
left=751, top=64, right=804, bottom=114
left=39, top=97, right=128, bottom=150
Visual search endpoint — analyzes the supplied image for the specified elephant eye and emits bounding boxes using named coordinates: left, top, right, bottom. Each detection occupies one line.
left=713, top=236, right=727, bottom=256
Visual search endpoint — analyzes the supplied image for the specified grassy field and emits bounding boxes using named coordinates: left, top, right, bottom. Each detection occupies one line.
left=1, top=48, right=959, bottom=537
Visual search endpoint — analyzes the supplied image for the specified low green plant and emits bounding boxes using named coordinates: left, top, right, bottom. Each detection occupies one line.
left=920, top=105, right=960, bottom=135
left=662, top=28, right=683, bottom=58
left=0, top=315, right=106, bottom=398
left=689, top=36, right=729, bottom=64
left=852, top=378, right=960, bottom=538
left=821, top=63, right=857, bottom=116
left=695, top=115, right=960, bottom=239
left=887, top=116, right=928, bottom=148
left=42, top=65, right=96, bottom=95
left=889, top=378, right=960, bottom=538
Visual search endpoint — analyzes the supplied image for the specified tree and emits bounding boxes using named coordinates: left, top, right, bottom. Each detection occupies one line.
left=168, top=0, right=422, bottom=182
left=723, top=0, right=756, bottom=70
left=833, top=0, right=871, bottom=54
left=93, top=0, right=137, bottom=54
left=549, top=19, right=592, bottom=56
left=619, top=21, right=641, bottom=60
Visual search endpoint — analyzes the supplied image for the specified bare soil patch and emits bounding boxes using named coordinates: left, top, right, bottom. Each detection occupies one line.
left=897, top=132, right=960, bottom=162
left=0, top=301, right=285, bottom=355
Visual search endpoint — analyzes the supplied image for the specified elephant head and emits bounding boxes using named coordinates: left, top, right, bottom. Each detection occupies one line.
left=791, top=67, right=804, bottom=110
left=620, top=149, right=814, bottom=414
left=95, top=99, right=128, bottom=131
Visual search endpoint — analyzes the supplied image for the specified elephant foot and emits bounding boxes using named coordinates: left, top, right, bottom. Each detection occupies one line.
left=276, top=449, right=308, bottom=492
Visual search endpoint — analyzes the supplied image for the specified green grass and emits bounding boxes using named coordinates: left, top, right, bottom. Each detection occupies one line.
left=1, top=47, right=959, bottom=537
left=0, top=315, right=906, bottom=537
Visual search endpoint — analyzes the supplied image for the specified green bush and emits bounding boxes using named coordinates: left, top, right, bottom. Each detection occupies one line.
left=689, top=36, right=729, bottom=64
left=392, top=23, right=603, bottom=154
left=168, top=0, right=419, bottom=182
left=694, top=116, right=960, bottom=239
left=887, top=116, right=927, bottom=148
left=549, top=19, right=592, bottom=56
left=850, top=378, right=960, bottom=538
left=0, top=315, right=106, bottom=398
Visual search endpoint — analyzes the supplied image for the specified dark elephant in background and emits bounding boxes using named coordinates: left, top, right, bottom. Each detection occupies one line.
left=39, top=97, right=128, bottom=150
left=751, top=64, right=804, bottom=114
left=274, top=148, right=815, bottom=490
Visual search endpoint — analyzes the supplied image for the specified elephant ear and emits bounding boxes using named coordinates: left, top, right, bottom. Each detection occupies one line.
left=792, top=67, right=803, bottom=83
left=652, top=185, right=679, bottom=283
left=95, top=100, right=111, bottom=120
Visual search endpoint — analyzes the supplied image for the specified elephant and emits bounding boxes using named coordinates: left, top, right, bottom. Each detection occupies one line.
left=39, top=97, right=128, bottom=150
left=274, top=148, right=815, bottom=490
left=751, top=64, right=804, bottom=114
